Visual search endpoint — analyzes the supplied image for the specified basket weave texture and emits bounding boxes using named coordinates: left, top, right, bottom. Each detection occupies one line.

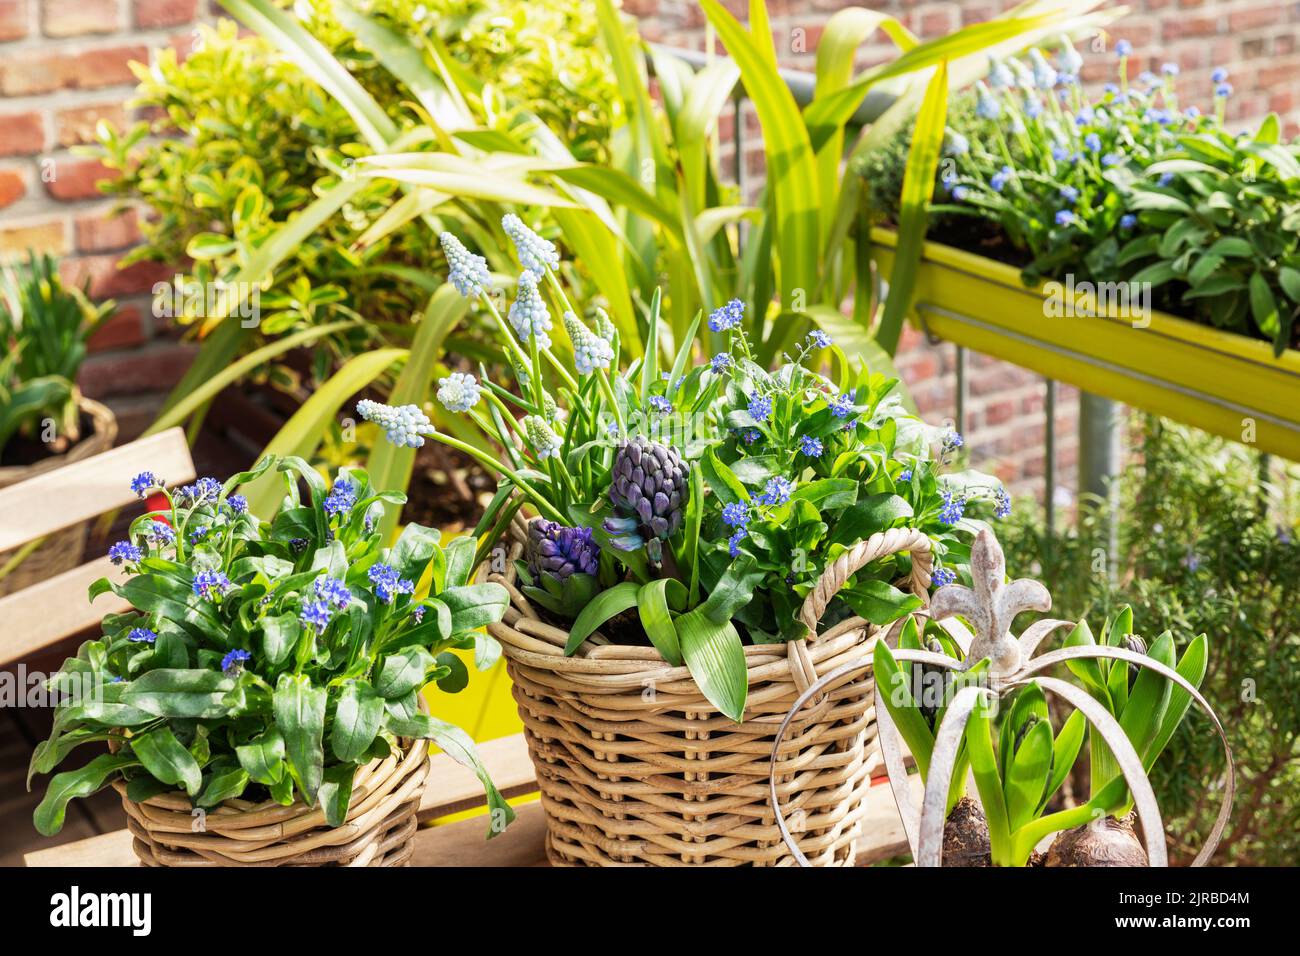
left=485, top=518, right=932, bottom=866
left=0, top=397, right=117, bottom=597
left=114, top=734, right=429, bottom=867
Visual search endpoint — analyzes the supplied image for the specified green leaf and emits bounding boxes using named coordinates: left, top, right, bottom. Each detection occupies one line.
left=130, top=727, right=202, bottom=797
left=872, top=639, right=934, bottom=776
left=700, top=0, right=820, bottom=318
left=1249, top=271, right=1281, bottom=337
left=123, top=668, right=236, bottom=719
left=332, top=680, right=385, bottom=762
left=319, top=763, right=357, bottom=828
left=831, top=493, right=914, bottom=545
left=274, top=673, right=326, bottom=804
left=260, top=613, right=300, bottom=667
left=1005, top=718, right=1052, bottom=832
left=439, top=583, right=510, bottom=634
left=638, top=579, right=685, bottom=666
left=243, top=349, right=407, bottom=516
left=1144, top=634, right=1208, bottom=771
left=366, top=287, right=469, bottom=539
left=676, top=609, right=748, bottom=721
left=700, top=446, right=749, bottom=505
left=34, top=753, right=137, bottom=836
left=1045, top=709, right=1087, bottom=809
left=221, top=0, right=396, bottom=149
left=374, top=647, right=436, bottom=699
left=840, top=578, right=923, bottom=626
left=565, top=581, right=640, bottom=655
left=197, top=765, right=250, bottom=807
left=236, top=727, right=286, bottom=786
left=876, top=59, right=947, bottom=355
left=387, top=713, right=516, bottom=838
left=1119, top=631, right=1175, bottom=762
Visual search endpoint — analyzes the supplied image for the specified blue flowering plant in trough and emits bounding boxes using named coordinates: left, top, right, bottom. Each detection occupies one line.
left=885, top=37, right=1300, bottom=354
left=358, top=216, right=1011, bottom=721
left=29, top=455, right=514, bottom=837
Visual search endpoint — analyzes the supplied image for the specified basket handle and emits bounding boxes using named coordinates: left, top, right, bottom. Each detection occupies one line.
left=797, top=527, right=933, bottom=643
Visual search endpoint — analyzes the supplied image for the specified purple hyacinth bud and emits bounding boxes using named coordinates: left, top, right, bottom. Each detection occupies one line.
left=526, top=518, right=600, bottom=582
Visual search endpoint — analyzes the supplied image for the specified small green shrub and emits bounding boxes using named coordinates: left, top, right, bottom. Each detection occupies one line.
left=1001, top=417, right=1300, bottom=865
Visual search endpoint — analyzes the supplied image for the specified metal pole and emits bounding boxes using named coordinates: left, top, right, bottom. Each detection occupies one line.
left=1079, top=392, right=1122, bottom=582
left=1045, top=377, right=1056, bottom=542
left=954, top=346, right=968, bottom=437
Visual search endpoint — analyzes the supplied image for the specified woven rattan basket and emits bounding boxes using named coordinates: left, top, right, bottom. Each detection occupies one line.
left=484, top=517, right=933, bottom=866
left=113, top=732, right=430, bottom=867
left=0, top=396, right=116, bottom=597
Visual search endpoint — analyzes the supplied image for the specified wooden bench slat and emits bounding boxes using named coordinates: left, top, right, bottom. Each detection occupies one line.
left=25, top=732, right=918, bottom=867
left=0, top=555, right=129, bottom=665
left=0, top=427, right=195, bottom=551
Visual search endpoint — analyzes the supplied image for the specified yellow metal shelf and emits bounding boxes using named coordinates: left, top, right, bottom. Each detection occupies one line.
left=869, top=228, right=1300, bottom=462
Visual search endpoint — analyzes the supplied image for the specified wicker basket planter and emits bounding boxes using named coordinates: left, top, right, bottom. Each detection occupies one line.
left=0, top=396, right=116, bottom=597
left=113, top=731, right=430, bottom=867
left=484, top=518, right=933, bottom=866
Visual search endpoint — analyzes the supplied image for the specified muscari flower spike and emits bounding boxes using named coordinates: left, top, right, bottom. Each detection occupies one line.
left=502, top=213, right=559, bottom=277
left=1058, top=36, right=1083, bottom=75
left=987, top=56, right=1014, bottom=89
left=440, top=232, right=491, bottom=298
left=975, top=81, right=1000, bottom=119
left=563, top=311, right=614, bottom=375
left=523, top=415, right=560, bottom=460
left=943, top=128, right=970, bottom=157
left=1028, top=50, right=1057, bottom=91
left=437, top=371, right=481, bottom=413
left=508, top=271, right=552, bottom=348
left=357, top=400, right=435, bottom=449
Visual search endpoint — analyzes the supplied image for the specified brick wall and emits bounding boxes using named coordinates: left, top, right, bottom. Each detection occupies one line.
left=2, top=0, right=1298, bottom=498
left=0, top=0, right=209, bottom=439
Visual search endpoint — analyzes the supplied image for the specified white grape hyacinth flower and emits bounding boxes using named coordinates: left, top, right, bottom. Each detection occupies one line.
left=356, top=400, right=435, bottom=448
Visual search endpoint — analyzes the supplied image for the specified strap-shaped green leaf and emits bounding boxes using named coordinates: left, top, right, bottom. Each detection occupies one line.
left=565, top=581, right=640, bottom=655
left=676, top=609, right=748, bottom=722
left=131, top=727, right=202, bottom=797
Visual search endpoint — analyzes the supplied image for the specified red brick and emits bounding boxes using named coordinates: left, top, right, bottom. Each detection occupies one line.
left=75, top=45, right=149, bottom=89
left=74, top=208, right=139, bottom=252
left=0, top=168, right=24, bottom=210
left=56, top=103, right=128, bottom=148
left=134, top=0, right=196, bottom=28
left=0, top=112, right=44, bottom=157
left=61, top=253, right=172, bottom=298
left=44, top=158, right=119, bottom=201
left=41, top=0, right=118, bottom=37
left=87, top=306, right=145, bottom=353
left=1162, top=16, right=1222, bottom=41
left=79, top=342, right=197, bottom=399
left=0, top=220, right=67, bottom=259
left=0, top=46, right=145, bottom=96
left=0, top=0, right=27, bottom=40
left=1229, top=7, right=1283, bottom=32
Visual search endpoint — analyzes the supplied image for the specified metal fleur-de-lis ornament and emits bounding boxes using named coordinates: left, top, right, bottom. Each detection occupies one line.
left=768, top=526, right=1235, bottom=868
left=929, top=529, right=1050, bottom=679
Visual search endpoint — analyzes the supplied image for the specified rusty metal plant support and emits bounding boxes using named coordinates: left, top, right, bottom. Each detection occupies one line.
left=770, top=528, right=1235, bottom=867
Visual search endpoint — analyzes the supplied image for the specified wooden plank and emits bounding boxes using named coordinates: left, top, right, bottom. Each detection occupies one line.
left=417, top=733, right=539, bottom=821
left=25, top=829, right=135, bottom=868
left=27, top=757, right=917, bottom=868
left=0, top=428, right=195, bottom=551
left=413, top=800, right=549, bottom=867
left=0, top=556, right=129, bottom=665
